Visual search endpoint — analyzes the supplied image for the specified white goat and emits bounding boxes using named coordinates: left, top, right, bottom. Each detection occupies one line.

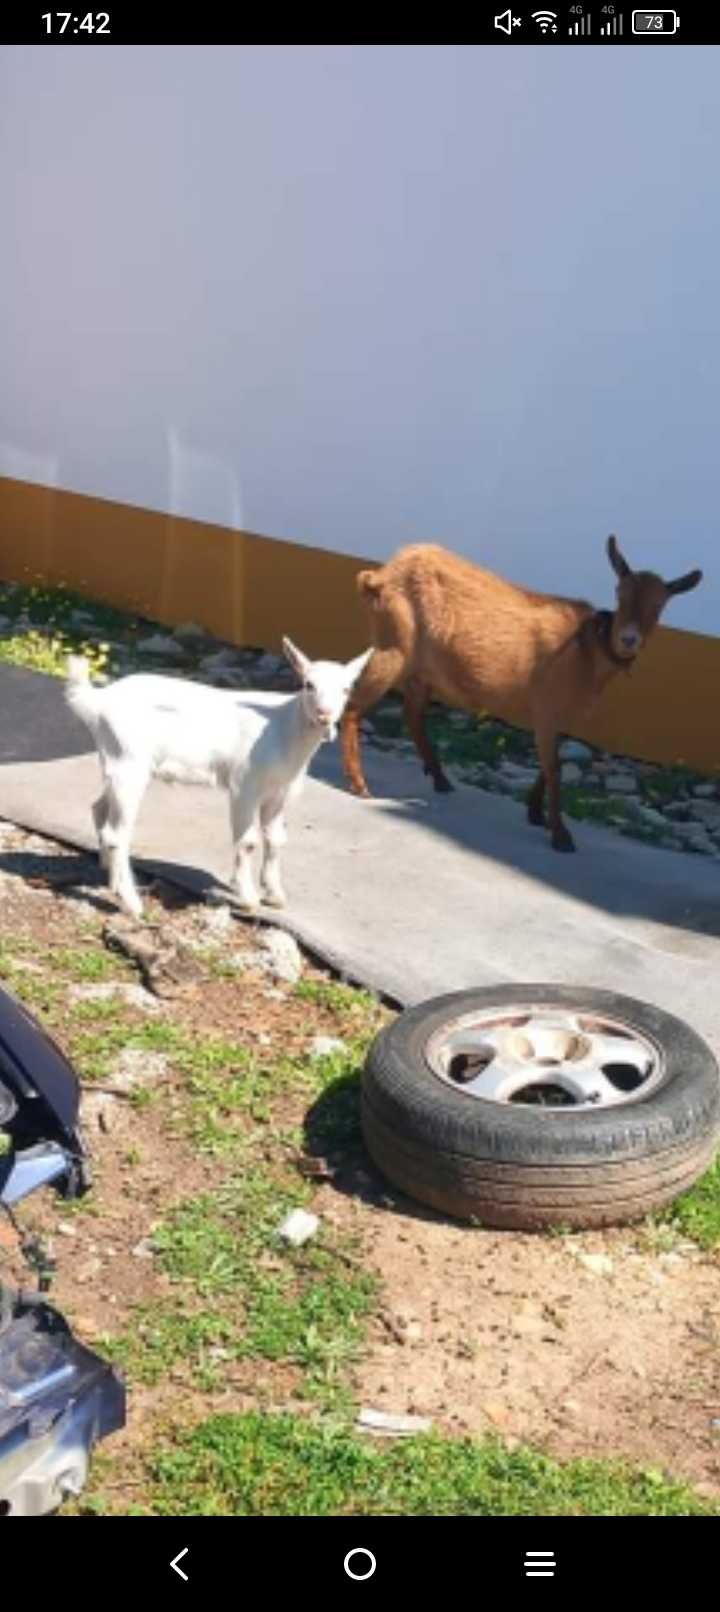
left=65, top=639, right=372, bottom=919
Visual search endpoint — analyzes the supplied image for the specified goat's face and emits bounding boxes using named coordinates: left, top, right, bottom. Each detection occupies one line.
left=606, top=535, right=702, bottom=659
left=282, top=639, right=373, bottom=740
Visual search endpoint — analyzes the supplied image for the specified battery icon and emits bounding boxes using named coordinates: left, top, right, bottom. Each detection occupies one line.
left=631, top=10, right=680, bottom=32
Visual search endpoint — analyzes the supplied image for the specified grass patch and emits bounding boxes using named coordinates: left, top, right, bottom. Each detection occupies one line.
left=151, top=1164, right=376, bottom=1403
left=46, top=944, right=121, bottom=982
left=656, top=1153, right=720, bottom=1249
left=294, top=979, right=379, bottom=1018
left=139, top=1411, right=720, bottom=1517
left=103, top=1303, right=238, bottom=1388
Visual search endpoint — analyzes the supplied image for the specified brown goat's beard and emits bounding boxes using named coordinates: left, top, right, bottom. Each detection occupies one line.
left=593, top=610, right=637, bottom=672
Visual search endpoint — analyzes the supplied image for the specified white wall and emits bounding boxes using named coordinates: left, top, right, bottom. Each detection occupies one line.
left=1, top=44, right=718, bottom=633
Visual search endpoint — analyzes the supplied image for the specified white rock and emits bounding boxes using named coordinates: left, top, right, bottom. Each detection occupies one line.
left=137, top=633, right=188, bottom=660
left=253, top=653, right=285, bottom=679
left=561, top=762, right=582, bottom=785
left=671, top=821, right=714, bottom=845
left=692, top=783, right=717, bottom=799
left=68, top=609, right=97, bottom=628
left=199, top=649, right=240, bottom=675
left=209, top=668, right=251, bottom=689
left=277, top=1209, right=319, bottom=1247
left=357, top=1408, right=434, bottom=1437
left=131, top=1238, right=155, bottom=1260
left=68, top=982, right=160, bottom=1013
left=172, top=619, right=209, bottom=638
left=575, top=1251, right=614, bottom=1276
left=639, top=806, right=667, bottom=830
left=689, top=801, right=720, bottom=829
left=257, top=928, right=303, bottom=985
left=309, top=1035, right=346, bottom=1059
left=560, top=740, right=593, bottom=764
left=81, top=1091, right=117, bottom=1133
left=199, top=903, right=234, bottom=940
left=604, top=773, right=638, bottom=795
left=112, top=1047, right=169, bottom=1087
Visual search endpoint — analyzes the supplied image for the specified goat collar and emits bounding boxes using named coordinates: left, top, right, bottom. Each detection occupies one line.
left=593, top=609, right=636, bottom=670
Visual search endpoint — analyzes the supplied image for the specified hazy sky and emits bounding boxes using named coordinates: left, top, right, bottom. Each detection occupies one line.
left=1, top=45, right=718, bottom=631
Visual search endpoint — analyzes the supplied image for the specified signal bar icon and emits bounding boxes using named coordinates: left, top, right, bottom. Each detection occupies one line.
left=524, top=1552, right=556, bottom=1578
left=569, top=12, right=592, bottom=32
left=600, top=12, right=623, bottom=30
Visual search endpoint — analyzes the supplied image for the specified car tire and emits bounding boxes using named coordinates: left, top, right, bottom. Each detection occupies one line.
left=361, top=985, right=720, bottom=1230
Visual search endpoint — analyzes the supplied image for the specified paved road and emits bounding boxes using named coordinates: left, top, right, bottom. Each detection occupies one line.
left=0, top=666, right=719, bottom=1047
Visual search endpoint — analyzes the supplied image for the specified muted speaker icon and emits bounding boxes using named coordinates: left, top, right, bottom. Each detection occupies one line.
left=494, top=9, right=513, bottom=31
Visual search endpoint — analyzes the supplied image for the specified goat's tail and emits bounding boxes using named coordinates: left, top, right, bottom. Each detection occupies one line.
left=64, top=655, right=103, bottom=734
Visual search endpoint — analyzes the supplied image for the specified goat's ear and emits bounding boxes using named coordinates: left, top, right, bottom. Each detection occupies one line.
left=607, top=534, right=631, bottom=579
left=282, top=636, right=311, bottom=681
left=345, top=647, right=374, bottom=689
left=665, top=568, right=703, bottom=597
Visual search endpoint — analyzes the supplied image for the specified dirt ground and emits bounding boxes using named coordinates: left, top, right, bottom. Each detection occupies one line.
left=1, top=818, right=719, bottom=1505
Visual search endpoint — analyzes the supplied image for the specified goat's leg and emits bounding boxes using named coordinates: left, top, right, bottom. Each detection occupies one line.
left=535, top=727, right=575, bottom=853
left=92, top=789, right=111, bottom=868
left=259, top=798, right=288, bottom=909
left=341, top=648, right=405, bottom=798
left=527, top=771, right=546, bottom=828
left=101, top=765, right=149, bottom=917
left=229, top=791, right=261, bottom=912
left=403, top=679, right=453, bottom=793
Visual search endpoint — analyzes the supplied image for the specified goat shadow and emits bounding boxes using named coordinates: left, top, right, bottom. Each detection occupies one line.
left=310, top=736, right=720, bottom=950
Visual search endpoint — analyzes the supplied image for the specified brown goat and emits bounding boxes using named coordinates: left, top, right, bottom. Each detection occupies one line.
left=341, top=536, right=702, bottom=852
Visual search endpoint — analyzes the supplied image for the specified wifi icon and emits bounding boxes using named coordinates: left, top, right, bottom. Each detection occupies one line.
left=532, top=9, right=558, bottom=29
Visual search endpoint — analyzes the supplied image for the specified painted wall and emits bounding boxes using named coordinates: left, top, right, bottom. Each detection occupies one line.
left=1, top=45, right=718, bottom=632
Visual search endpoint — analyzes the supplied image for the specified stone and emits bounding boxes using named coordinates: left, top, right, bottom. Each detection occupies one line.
left=136, top=633, right=188, bottom=660
left=257, top=928, right=303, bottom=985
left=561, top=762, right=583, bottom=785
left=199, top=903, right=234, bottom=941
left=173, top=621, right=209, bottom=644
left=111, top=1047, right=169, bottom=1088
left=575, top=1252, right=614, bottom=1276
left=277, top=1209, right=319, bottom=1247
left=670, top=822, right=715, bottom=849
left=604, top=773, right=638, bottom=795
left=560, top=740, right=593, bottom=764
left=199, top=649, right=239, bottom=674
left=689, top=801, right=720, bottom=829
left=638, top=806, right=668, bottom=830
left=208, top=668, right=251, bottom=689
left=131, top=1238, right=155, bottom=1260
left=68, top=981, right=160, bottom=1014
left=692, top=783, right=717, bottom=799
left=81, top=1091, right=117, bottom=1133
left=309, top=1034, right=346, bottom=1059
left=253, top=653, right=286, bottom=680
left=356, top=1408, right=433, bottom=1437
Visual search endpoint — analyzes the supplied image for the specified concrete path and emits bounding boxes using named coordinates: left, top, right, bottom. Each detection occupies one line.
left=0, top=667, right=719, bottom=1046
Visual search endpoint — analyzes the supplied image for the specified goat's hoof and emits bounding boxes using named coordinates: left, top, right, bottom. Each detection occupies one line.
left=434, top=776, right=454, bottom=794
left=262, top=891, right=287, bottom=909
left=119, top=898, right=145, bottom=920
left=551, top=833, right=576, bottom=854
left=350, top=784, right=372, bottom=800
